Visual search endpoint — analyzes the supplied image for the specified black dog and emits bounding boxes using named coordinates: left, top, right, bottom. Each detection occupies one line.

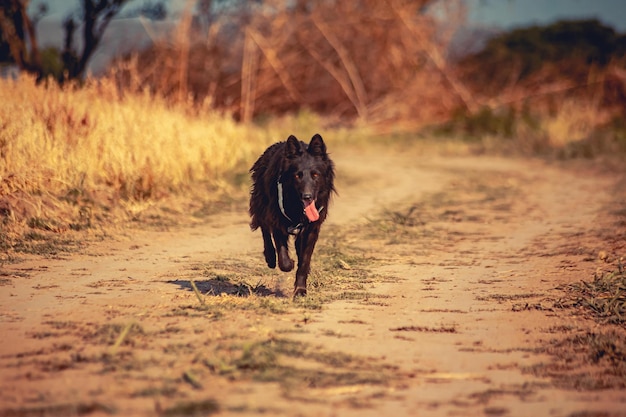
left=249, top=134, right=335, bottom=297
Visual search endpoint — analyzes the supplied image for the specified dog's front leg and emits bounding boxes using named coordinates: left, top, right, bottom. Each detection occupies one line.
left=273, top=231, right=294, bottom=272
left=293, top=224, right=321, bottom=297
left=261, top=227, right=276, bottom=269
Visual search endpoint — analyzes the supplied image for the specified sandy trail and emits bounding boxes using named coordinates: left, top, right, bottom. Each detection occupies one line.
left=1, top=145, right=624, bottom=417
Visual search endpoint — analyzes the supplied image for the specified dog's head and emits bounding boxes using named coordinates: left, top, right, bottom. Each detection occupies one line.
left=282, top=134, right=332, bottom=221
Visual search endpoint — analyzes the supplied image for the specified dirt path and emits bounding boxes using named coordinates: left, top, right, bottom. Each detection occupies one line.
left=1, top=145, right=625, bottom=417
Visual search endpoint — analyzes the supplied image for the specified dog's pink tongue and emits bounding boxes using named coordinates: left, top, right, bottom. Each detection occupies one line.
left=304, top=200, right=320, bottom=222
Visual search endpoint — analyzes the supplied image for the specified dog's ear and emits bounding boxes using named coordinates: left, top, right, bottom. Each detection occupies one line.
left=285, top=135, right=302, bottom=158
left=308, top=134, right=327, bottom=157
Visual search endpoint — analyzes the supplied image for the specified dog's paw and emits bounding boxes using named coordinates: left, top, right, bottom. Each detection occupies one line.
left=265, top=256, right=276, bottom=269
left=264, top=249, right=276, bottom=269
left=278, top=258, right=294, bottom=272
left=292, top=286, right=307, bottom=298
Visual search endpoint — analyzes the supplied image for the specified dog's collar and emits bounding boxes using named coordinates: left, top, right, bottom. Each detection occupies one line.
left=277, top=181, right=294, bottom=223
left=277, top=180, right=324, bottom=235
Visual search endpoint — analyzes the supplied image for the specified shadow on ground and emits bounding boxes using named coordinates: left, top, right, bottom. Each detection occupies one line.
left=167, top=279, right=285, bottom=297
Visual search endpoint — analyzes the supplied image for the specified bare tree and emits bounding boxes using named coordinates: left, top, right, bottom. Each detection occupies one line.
left=1, top=0, right=129, bottom=81
left=62, top=0, right=128, bottom=80
left=113, top=0, right=470, bottom=127
left=0, top=0, right=43, bottom=77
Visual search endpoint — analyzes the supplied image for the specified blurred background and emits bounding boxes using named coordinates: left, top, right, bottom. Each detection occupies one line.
left=2, top=0, right=625, bottom=132
left=1, top=0, right=626, bottom=246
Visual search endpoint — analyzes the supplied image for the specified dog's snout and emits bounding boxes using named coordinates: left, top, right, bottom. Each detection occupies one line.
left=302, top=193, right=313, bottom=201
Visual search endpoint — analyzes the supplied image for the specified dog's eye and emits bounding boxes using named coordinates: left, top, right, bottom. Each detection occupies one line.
left=294, top=172, right=302, bottom=180
left=311, top=172, right=319, bottom=179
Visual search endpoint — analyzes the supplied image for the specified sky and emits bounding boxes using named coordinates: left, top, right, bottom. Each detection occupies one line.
left=28, top=0, right=626, bottom=74
left=32, top=0, right=626, bottom=32
left=467, top=0, right=626, bottom=31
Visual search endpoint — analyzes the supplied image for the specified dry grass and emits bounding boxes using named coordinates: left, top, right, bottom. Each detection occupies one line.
left=541, top=99, right=612, bottom=148
left=433, top=98, right=624, bottom=156
left=0, top=75, right=355, bottom=257
left=166, top=228, right=376, bottom=315
left=2, top=75, right=273, bottom=200
left=526, top=329, right=626, bottom=390
left=556, top=263, right=626, bottom=326
left=202, top=336, right=397, bottom=396
left=112, top=0, right=466, bottom=128
left=511, top=98, right=617, bottom=154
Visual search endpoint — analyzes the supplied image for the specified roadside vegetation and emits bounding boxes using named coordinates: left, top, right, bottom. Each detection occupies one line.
left=1, top=2, right=625, bottom=260
left=0, top=74, right=354, bottom=261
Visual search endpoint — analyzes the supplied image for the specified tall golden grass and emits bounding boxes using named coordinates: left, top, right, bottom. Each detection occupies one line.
left=542, top=99, right=612, bottom=148
left=502, top=99, right=613, bottom=153
left=2, top=75, right=265, bottom=198
left=0, top=74, right=347, bottom=246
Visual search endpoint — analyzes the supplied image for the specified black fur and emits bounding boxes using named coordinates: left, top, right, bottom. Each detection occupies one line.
left=249, top=134, right=335, bottom=297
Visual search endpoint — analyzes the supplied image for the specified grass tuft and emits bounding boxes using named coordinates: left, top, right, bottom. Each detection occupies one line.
left=110, top=322, right=137, bottom=355
left=203, top=337, right=395, bottom=394
left=526, top=330, right=626, bottom=390
left=556, top=262, right=626, bottom=326
left=160, top=399, right=219, bottom=417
